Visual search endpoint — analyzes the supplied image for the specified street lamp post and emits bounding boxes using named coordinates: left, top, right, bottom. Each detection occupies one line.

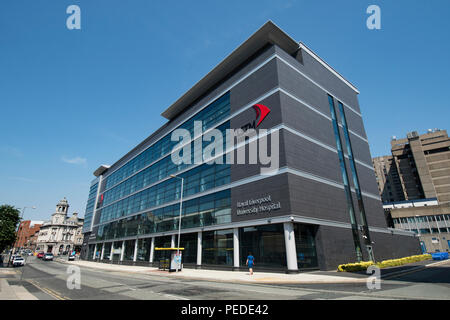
left=170, top=174, right=184, bottom=273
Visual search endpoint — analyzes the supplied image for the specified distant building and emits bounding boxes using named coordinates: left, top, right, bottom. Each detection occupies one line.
left=14, top=220, right=44, bottom=251
left=372, top=155, right=404, bottom=203
left=390, top=129, right=450, bottom=204
left=383, top=199, right=450, bottom=253
left=375, top=129, right=450, bottom=253
left=36, top=198, right=84, bottom=255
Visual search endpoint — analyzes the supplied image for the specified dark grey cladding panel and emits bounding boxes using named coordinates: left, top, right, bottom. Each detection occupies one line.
left=315, top=225, right=359, bottom=270
left=230, top=93, right=285, bottom=183
left=276, top=55, right=332, bottom=117
left=230, top=59, right=279, bottom=114
left=275, top=46, right=361, bottom=114
left=371, top=232, right=421, bottom=261
left=283, top=130, right=342, bottom=183
left=231, top=173, right=291, bottom=223
left=316, top=225, right=421, bottom=270
left=348, top=132, right=373, bottom=166
left=279, top=91, right=336, bottom=147
left=287, top=173, right=350, bottom=223
left=341, top=105, right=368, bottom=140
left=350, top=193, right=363, bottom=226
left=355, top=163, right=381, bottom=197
left=361, top=195, right=387, bottom=228
left=230, top=129, right=287, bottom=183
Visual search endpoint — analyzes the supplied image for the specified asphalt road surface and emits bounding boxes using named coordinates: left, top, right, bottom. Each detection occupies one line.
left=6, top=256, right=450, bottom=300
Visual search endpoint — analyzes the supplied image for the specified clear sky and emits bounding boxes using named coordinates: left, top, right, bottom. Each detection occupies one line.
left=1, top=0, right=449, bottom=221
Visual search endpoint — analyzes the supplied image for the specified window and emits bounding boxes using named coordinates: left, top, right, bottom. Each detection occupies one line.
left=202, top=229, right=234, bottom=266
left=328, top=95, right=362, bottom=260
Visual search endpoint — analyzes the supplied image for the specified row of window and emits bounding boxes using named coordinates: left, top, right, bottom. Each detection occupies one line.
left=99, top=163, right=230, bottom=224
left=393, top=214, right=450, bottom=225
left=406, top=228, right=450, bottom=234
left=328, top=95, right=363, bottom=259
left=90, top=223, right=319, bottom=270
left=101, top=122, right=229, bottom=207
left=96, top=190, right=231, bottom=240
left=104, top=92, right=230, bottom=190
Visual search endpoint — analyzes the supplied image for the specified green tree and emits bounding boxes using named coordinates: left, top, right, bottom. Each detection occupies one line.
left=0, top=205, right=21, bottom=253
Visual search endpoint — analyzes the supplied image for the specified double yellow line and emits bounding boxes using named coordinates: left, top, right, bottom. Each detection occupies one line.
left=26, top=279, right=71, bottom=300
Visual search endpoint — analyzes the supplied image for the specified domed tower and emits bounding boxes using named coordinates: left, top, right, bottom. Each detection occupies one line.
left=51, top=197, right=69, bottom=224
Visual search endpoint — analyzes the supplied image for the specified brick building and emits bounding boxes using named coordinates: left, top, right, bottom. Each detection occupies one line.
left=14, top=220, right=44, bottom=251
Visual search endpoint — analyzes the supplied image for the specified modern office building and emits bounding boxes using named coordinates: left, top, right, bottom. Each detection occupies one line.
left=80, top=21, right=420, bottom=272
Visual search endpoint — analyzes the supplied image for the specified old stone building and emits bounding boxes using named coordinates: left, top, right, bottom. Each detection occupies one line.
left=36, top=198, right=84, bottom=255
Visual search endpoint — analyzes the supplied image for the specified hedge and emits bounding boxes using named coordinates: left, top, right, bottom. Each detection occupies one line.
left=337, top=254, right=432, bottom=272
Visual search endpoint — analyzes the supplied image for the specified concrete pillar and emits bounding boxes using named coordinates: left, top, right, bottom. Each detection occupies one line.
left=92, top=244, right=97, bottom=260
left=197, top=231, right=202, bottom=267
left=100, top=243, right=105, bottom=260
left=133, top=239, right=138, bottom=262
left=171, top=234, right=175, bottom=248
left=149, top=237, right=155, bottom=263
left=283, top=222, right=298, bottom=273
left=110, top=242, right=114, bottom=261
left=120, top=241, right=125, bottom=261
left=233, top=228, right=239, bottom=269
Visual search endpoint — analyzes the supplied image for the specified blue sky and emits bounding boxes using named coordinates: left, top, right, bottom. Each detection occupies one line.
left=1, top=0, right=449, bottom=221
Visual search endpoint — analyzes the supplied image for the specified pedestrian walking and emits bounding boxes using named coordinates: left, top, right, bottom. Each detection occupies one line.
left=246, top=252, right=255, bottom=275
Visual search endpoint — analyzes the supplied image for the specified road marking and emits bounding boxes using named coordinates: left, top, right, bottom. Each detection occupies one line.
left=26, top=279, right=70, bottom=300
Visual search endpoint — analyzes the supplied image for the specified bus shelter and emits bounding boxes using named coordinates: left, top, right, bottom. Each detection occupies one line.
left=154, top=247, right=184, bottom=272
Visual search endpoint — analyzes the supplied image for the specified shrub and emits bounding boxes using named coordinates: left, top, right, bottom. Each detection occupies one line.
left=337, top=254, right=431, bottom=272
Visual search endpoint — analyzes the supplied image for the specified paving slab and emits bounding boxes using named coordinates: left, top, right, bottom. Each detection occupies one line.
left=61, top=259, right=368, bottom=284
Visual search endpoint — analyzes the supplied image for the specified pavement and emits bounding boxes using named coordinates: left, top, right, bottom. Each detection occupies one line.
left=0, top=269, right=37, bottom=300
left=2, top=257, right=450, bottom=300
left=53, top=257, right=446, bottom=285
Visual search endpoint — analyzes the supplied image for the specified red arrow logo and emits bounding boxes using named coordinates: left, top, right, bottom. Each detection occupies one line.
left=253, top=104, right=271, bottom=127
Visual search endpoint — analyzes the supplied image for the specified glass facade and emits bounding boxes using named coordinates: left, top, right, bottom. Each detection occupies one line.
left=104, top=92, right=230, bottom=190
left=153, top=236, right=172, bottom=263
left=99, top=161, right=230, bottom=224
left=124, top=240, right=135, bottom=261
left=239, top=224, right=287, bottom=269
left=96, top=190, right=231, bottom=240
left=202, top=229, right=234, bottom=266
left=82, top=182, right=98, bottom=233
left=101, top=122, right=230, bottom=212
left=294, top=224, right=318, bottom=269
left=328, top=95, right=363, bottom=261
left=103, top=242, right=111, bottom=260
left=176, top=233, right=198, bottom=264
left=337, top=101, right=371, bottom=245
left=136, top=238, right=151, bottom=262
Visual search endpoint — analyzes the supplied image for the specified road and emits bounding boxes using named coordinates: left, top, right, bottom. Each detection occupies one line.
left=5, top=256, right=450, bottom=300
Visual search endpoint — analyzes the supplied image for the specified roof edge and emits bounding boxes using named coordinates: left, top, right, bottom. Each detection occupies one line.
left=161, top=20, right=299, bottom=120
